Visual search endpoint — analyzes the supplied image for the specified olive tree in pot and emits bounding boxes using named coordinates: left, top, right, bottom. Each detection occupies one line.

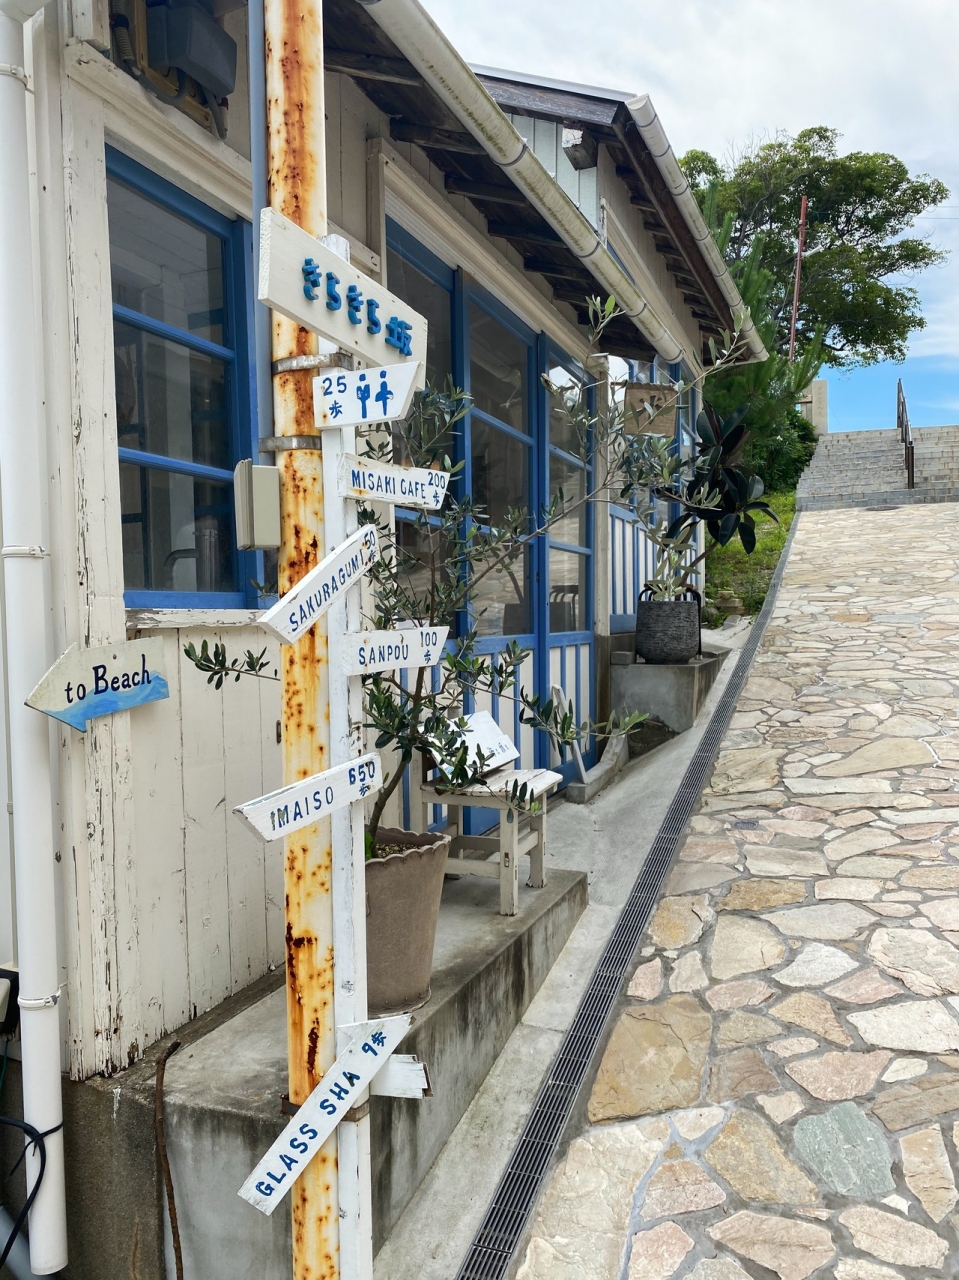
left=620, top=403, right=778, bottom=664
left=186, top=370, right=638, bottom=1016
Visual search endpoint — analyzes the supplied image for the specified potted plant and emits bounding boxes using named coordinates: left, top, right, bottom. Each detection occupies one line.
left=183, top=298, right=763, bottom=1010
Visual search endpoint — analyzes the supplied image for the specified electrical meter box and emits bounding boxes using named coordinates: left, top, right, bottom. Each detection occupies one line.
left=234, top=460, right=282, bottom=550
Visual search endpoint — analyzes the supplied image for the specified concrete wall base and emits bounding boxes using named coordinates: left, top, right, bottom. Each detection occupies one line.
left=610, top=647, right=728, bottom=735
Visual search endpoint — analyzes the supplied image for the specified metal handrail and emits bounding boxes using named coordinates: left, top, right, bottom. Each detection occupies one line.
left=897, top=379, right=915, bottom=490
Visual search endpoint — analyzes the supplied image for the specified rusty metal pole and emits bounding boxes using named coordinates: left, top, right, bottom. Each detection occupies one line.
left=263, top=0, right=339, bottom=1275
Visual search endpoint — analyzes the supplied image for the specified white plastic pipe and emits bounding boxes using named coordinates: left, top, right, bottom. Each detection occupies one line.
left=0, top=7, right=68, bottom=1274
left=355, top=0, right=691, bottom=365
left=626, top=96, right=768, bottom=364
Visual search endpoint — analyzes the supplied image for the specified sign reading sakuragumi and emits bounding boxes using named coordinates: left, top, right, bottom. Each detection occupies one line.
left=233, top=753, right=381, bottom=842
left=313, top=363, right=421, bottom=429
left=239, top=1013, right=411, bottom=1215
left=344, top=625, right=449, bottom=676
left=259, top=524, right=379, bottom=645
left=26, top=638, right=169, bottom=731
left=259, top=209, right=427, bottom=380
left=338, top=455, right=450, bottom=512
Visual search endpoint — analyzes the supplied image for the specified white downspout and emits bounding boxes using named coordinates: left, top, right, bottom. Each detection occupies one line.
left=0, top=0, right=68, bottom=1272
left=354, top=0, right=690, bottom=366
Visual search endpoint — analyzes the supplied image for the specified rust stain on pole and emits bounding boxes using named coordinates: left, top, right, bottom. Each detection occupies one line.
left=264, top=0, right=338, bottom=1272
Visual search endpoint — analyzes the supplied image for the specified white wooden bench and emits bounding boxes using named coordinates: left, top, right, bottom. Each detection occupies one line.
left=419, top=712, right=562, bottom=916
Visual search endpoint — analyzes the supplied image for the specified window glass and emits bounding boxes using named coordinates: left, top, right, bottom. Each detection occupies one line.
left=469, top=303, right=528, bottom=432
left=549, top=453, right=587, bottom=548
left=120, top=465, right=236, bottom=593
left=114, top=322, right=231, bottom=469
left=471, top=420, right=528, bottom=528
left=549, top=548, right=588, bottom=632
left=393, top=520, right=453, bottom=626
left=474, top=546, right=530, bottom=637
left=548, top=364, right=585, bottom=457
left=386, top=249, right=452, bottom=387
left=108, top=177, right=225, bottom=344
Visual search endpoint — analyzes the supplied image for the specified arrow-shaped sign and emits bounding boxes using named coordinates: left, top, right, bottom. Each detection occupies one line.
left=26, top=638, right=169, bottom=731
left=239, top=1013, right=411, bottom=1216
left=234, top=753, right=382, bottom=842
left=259, top=525, right=379, bottom=645
left=314, top=363, right=421, bottom=429
left=338, top=455, right=450, bottom=511
left=344, top=624, right=449, bottom=676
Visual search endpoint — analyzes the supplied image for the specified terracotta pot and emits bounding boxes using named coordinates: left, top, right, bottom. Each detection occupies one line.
left=635, top=598, right=701, bottom=665
left=366, top=827, right=451, bottom=1017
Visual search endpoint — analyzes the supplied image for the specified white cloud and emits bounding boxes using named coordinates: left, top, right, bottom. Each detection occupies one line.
left=420, top=0, right=959, bottom=356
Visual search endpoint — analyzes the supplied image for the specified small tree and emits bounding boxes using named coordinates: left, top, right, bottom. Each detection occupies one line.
left=187, top=300, right=774, bottom=853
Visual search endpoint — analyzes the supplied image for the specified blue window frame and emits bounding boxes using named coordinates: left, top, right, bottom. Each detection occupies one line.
left=106, top=147, right=257, bottom=608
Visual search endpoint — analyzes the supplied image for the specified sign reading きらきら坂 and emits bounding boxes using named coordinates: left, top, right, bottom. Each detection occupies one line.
left=344, top=625, right=449, bottom=676
left=259, top=525, right=379, bottom=645
left=258, top=208, right=427, bottom=382
left=313, top=362, right=421, bottom=429
left=26, top=638, right=169, bottom=731
left=239, top=1013, right=412, bottom=1215
left=338, top=455, right=450, bottom=512
left=233, top=753, right=382, bottom=842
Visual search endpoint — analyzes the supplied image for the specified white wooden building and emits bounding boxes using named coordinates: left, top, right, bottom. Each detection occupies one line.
left=0, top=0, right=762, bottom=1093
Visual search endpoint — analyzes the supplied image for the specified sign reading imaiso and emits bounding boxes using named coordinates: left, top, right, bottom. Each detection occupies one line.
left=338, top=455, right=450, bottom=512
left=234, top=753, right=381, bottom=842
left=259, top=525, right=379, bottom=645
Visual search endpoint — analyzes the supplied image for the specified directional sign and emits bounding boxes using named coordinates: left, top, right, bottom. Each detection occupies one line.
left=259, top=525, right=379, bottom=645
left=259, top=209, right=427, bottom=382
left=338, top=455, right=450, bottom=512
left=313, top=363, right=421, bottom=429
left=26, top=638, right=169, bottom=731
left=239, top=1013, right=412, bottom=1216
left=234, top=753, right=382, bottom=842
left=344, top=624, right=449, bottom=676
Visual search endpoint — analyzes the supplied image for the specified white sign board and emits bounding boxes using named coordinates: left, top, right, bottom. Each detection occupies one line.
left=26, top=638, right=169, bottom=731
left=313, top=363, right=421, bottom=429
left=259, top=209, right=427, bottom=382
left=344, top=625, right=449, bottom=676
left=458, top=710, right=521, bottom=775
left=259, top=525, right=379, bottom=645
left=234, top=753, right=382, bottom=842
left=338, top=455, right=450, bottom=512
left=239, top=1014, right=411, bottom=1216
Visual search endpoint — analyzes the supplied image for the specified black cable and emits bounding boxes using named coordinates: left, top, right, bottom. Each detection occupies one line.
left=0, top=1115, right=62, bottom=1271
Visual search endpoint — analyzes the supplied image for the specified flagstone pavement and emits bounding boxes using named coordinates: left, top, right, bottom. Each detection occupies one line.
left=516, top=504, right=959, bottom=1280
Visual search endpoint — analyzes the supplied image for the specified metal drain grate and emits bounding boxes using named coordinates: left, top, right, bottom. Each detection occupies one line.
left=454, top=518, right=801, bottom=1280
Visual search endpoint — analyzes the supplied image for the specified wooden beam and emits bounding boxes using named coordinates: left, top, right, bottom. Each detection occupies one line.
left=487, top=220, right=564, bottom=246
left=629, top=193, right=657, bottom=213
left=390, top=120, right=486, bottom=155
left=561, top=126, right=598, bottom=171
left=325, top=49, right=421, bottom=84
left=445, top=175, right=527, bottom=205
left=523, top=256, right=590, bottom=281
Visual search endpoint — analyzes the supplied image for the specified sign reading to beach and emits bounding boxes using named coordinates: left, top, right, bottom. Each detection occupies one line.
left=26, top=638, right=169, bottom=731
left=259, top=525, right=379, bottom=644
left=239, top=1013, right=411, bottom=1215
left=338, top=455, right=450, bottom=511
left=344, top=625, right=448, bottom=676
left=313, top=363, right=420, bottom=429
left=259, top=209, right=427, bottom=380
left=233, top=753, right=382, bottom=842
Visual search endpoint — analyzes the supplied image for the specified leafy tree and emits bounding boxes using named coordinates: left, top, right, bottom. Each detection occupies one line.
left=682, top=127, right=949, bottom=367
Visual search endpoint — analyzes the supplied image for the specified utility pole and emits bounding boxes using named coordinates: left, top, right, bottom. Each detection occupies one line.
left=262, top=0, right=339, bottom=1274
left=788, top=194, right=808, bottom=364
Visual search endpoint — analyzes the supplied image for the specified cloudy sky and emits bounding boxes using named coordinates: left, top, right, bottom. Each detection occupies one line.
left=421, top=0, right=959, bottom=430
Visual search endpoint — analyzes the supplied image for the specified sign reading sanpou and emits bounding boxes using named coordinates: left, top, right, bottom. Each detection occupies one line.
left=26, top=638, right=169, bottom=731
left=259, top=525, right=379, bottom=645
left=338, top=455, right=450, bottom=511
left=238, top=1013, right=411, bottom=1215
left=234, top=753, right=381, bottom=842
left=345, top=625, right=448, bottom=676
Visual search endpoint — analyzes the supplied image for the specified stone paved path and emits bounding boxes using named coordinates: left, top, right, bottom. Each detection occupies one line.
left=517, top=505, right=959, bottom=1280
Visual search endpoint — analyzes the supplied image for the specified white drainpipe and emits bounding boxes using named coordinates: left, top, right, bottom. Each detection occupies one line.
left=355, top=0, right=691, bottom=365
left=0, top=0, right=68, bottom=1272
left=626, top=96, right=768, bottom=363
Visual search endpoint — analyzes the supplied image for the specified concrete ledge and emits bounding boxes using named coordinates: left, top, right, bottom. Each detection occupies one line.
left=611, top=647, right=728, bottom=734
left=565, top=732, right=628, bottom=804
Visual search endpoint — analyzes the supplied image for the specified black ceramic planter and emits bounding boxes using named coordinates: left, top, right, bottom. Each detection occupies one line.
left=635, top=595, right=701, bottom=665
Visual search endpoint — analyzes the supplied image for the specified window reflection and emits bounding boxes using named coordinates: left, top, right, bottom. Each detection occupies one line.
left=475, top=545, right=530, bottom=637
left=549, top=453, right=587, bottom=548
left=470, top=303, right=528, bottom=432
left=548, top=364, right=585, bottom=456
left=549, top=548, right=587, bottom=632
